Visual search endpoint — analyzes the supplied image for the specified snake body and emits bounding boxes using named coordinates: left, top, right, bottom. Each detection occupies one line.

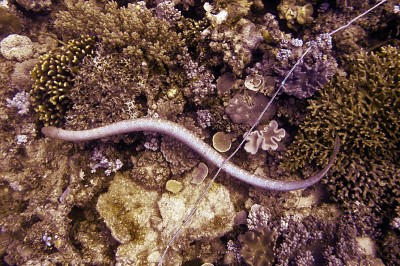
left=42, top=118, right=339, bottom=191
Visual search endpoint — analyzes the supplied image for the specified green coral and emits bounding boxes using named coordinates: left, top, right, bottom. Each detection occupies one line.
left=30, top=36, right=96, bottom=126
left=283, top=45, right=400, bottom=217
left=54, top=0, right=184, bottom=71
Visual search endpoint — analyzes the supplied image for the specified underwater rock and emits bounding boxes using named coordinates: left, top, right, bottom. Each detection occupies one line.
left=96, top=173, right=160, bottom=264
left=157, top=175, right=236, bottom=243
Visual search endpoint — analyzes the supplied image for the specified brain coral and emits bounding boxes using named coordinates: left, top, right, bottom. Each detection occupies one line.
left=0, top=34, right=34, bottom=61
left=283, top=45, right=400, bottom=218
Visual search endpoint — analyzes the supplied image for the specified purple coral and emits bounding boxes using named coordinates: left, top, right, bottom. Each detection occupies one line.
left=6, top=91, right=30, bottom=115
left=243, top=120, right=286, bottom=154
left=275, top=59, right=336, bottom=99
left=225, top=92, right=276, bottom=126
left=273, top=33, right=337, bottom=99
left=89, top=147, right=123, bottom=176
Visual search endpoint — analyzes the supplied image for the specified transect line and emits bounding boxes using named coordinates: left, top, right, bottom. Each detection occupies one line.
left=42, top=118, right=339, bottom=191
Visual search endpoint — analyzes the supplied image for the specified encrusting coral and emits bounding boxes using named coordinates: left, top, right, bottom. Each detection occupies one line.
left=283, top=45, right=400, bottom=219
left=225, top=92, right=276, bottom=126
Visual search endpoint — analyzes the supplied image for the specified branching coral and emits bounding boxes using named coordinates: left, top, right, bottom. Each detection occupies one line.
left=30, top=36, right=96, bottom=126
left=54, top=0, right=185, bottom=70
left=240, top=203, right=384, bottom=266
left=283, top=45, right=400, bottom=218
left=205, top=18, right=263, bottom=75
left=273, top=33, right=337, bottom=99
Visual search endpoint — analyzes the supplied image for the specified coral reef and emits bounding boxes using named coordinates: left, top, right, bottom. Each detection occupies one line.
left=277, top=0, right=314, bottom=29
left=30, top=36, right=96, bottom=126
left=237, top=203, right=385, bottom=266
left=54, top=0, right=185, bottom=70
left=283, top=45, right=400, bottom=219
left=131, top=150, right=171, bottom=190
left=0, top=7, right=22, bottom=37
left=15, top=0, right=52, bottom=12
left=96, top=171, right=235, bottom=265
left=1, top=0, right=398, bottom=265
left=160, top=136, right=200, bottom=175
left=239, top=227, right=277, bottom=266
left=273, top=33, right=337, bottom=99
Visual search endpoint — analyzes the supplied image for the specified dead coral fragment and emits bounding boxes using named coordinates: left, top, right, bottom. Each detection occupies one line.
left=244, top=120, right=285, bottom=154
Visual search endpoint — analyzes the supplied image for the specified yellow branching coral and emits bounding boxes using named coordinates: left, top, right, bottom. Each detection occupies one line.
left=30, top=36, right=96, bottom=126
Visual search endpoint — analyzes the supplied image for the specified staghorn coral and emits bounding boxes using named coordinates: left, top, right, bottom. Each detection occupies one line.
left=30, top=36, right=96, bottom=126
left=283, top=45, right=400, bottom=218
left=65, top=49, right=154, bottom=130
